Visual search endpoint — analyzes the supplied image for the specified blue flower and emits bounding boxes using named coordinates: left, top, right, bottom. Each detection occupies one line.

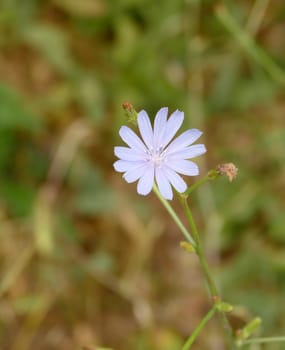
left=114, top=107, right=206, bottom=200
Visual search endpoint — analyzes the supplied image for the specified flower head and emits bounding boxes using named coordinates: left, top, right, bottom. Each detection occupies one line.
left=114, top=107, right=206, bottom=200
left=218, top=163, right=238, bottom=182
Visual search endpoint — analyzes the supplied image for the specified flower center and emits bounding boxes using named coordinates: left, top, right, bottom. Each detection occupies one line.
left=147, top=146, right=166, bottom=167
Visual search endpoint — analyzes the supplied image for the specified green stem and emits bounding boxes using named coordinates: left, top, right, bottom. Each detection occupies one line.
left=182, top=306, right=217, bottom=350
left=181, top=196, right=218, bottom=296
left=181, top=196, right=235, bottom=347
left=152, top=184, right=196, bottom=247
left=184, top=170, right=219, bottom=197
left=153, top=184, right=235, bottom=347
left=241, top=336, right=285, bottom=346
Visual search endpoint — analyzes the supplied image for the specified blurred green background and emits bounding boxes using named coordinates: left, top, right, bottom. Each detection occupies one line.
left=0, top=0, right=285, bottom=349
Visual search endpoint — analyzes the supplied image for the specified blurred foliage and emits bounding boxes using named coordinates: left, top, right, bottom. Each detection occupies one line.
left=0, top=0, right=285, bottom=349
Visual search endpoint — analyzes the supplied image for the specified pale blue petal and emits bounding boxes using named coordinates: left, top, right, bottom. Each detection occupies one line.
left=114, top=146, right=146, bottom=161
left=114, top=160, right=145, bottom=173
left=165, top=129, right=202, bottom=154
left=123, top=163, right=149, bottom=183
left=167, top=159, right=199, bottom=176
left=162, top=110, right=184, bottom=148
left=137, top=166, right=154, bottom=195
left=155, top=167, right=173, bottom=200
left=119, top=126, right=147, bottom=152
left=166, top=144, right=207, bottom=159
left=153, top=107, right=168, bottom=148
left=137, top=110, right=153, bottom=149
left=163, top=166, right=187, bottom=193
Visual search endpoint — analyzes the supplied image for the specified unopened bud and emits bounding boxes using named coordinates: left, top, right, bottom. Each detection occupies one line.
left=236, top=317, right=262, bottom=346
left=216, top=301, right=233, bottom=313
left=122, top=101, right=138, bottom=125
left=122, top=101, right=132, bottom=111
left=180, top=241, right=196, bottom=253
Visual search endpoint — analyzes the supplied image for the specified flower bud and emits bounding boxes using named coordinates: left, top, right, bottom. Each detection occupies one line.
left=236, top=317, right=262, bottom=346
left=216, top=301, right=233, bottom=313
left=180, top=241, right=196, bottom=253
left=122, top=101, right=138, bottom=125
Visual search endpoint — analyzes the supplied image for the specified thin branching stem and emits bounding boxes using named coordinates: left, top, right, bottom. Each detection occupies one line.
left=180, top=195, right=236, bottom=348
left=241, top=336, right=285, bottom=346
left=182, top=305, right=217, bottom=350
left=184, top=170, right=219, bottom=197
left=152, top=184, right=196, bottom=247
left=181, top=196, right=218, bottom=296
left=154, top=178, right=236, bottom=347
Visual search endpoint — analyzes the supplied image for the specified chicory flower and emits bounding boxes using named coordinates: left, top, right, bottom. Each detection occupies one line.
left=114, top=107, right=206, bottom=200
